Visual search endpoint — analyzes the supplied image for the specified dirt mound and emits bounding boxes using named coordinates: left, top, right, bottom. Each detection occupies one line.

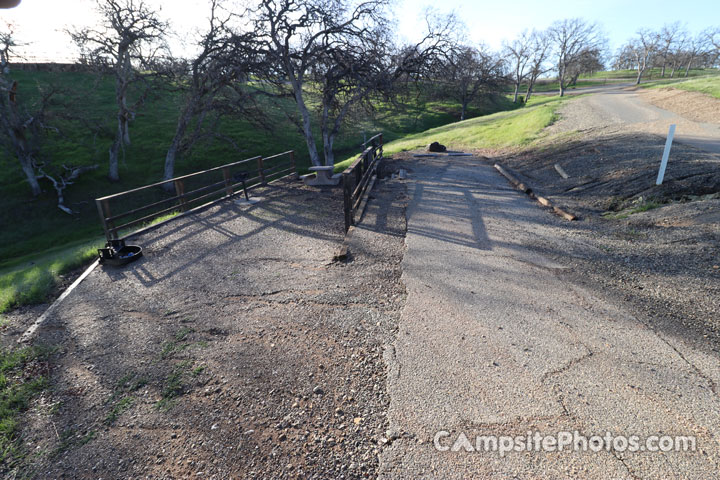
left=640, top=88, right=720, bottom=124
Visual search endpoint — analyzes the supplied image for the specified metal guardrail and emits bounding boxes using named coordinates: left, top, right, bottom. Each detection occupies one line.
left=342, top=133, right=383, bottom=232
left=95, top=150, right=296, bottom=242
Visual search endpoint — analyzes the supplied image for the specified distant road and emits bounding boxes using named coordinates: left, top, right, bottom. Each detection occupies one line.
left=552, top=87, right=720, bottom=154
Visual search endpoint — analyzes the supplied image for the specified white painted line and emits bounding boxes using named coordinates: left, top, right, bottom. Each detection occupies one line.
left=656, top=124, right=676, bottom=185
left=18, top=259, right=100, bottom=344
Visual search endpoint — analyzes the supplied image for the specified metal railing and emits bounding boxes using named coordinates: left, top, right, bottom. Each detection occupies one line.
left=95, top=150, right=296, bottom=242
left=342, top=133, right=383, bottom=232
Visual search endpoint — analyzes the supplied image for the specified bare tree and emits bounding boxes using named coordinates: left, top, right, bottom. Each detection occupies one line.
left=253, top=0, right=451, bottom=167
left=0, top=22, right=21, bottom=73
left=548, top=18, right=605, bottom=97
left=252, top=0, right=389, bottom=166
left=69, top=0, right=168, bottom=181
left=566, top=47, right=604, bottom=86
left=706, top=27, right=720, bottom=65
left=503, top=30, right=531, bottom=103
left=524, top=30, right=552, bottom=103
left=0, top=77, right=43, bottom=196
left=615, top=29, right=658, bottom=85
left=0, top=76, right=98, bottom=211
left=445, top=45, right=506, bottom=119
left=658, top=22, right=684, bottom=77
left=162, top=0, right=259, bottom=183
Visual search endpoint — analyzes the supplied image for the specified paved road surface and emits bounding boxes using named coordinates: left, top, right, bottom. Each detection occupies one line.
left=557, top=88, right=720, bottom=155
left=379, top=156, right=720, bottom=479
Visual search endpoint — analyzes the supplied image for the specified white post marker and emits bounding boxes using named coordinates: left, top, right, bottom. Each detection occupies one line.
left=656, top=124, right=676, bottom=185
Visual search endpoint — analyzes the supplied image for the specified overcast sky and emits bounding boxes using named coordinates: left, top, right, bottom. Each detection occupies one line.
left=1, top=0, right=717, bottom=62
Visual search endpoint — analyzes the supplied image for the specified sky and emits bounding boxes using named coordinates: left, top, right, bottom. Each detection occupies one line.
left=0, top=0, right=718, bottom=62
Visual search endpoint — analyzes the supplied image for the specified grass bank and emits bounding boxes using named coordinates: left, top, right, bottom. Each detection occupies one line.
left=0, top=345, right=52, bottom=474
left=334, top=96, right=565, bottom=171
left=640, top=76, right=720, bottom=99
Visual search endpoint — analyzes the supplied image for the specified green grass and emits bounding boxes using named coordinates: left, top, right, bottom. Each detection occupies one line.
left=602, top=200, right=663, bottom=219
left=641, top=76, right=720, bottom=99
left=0, top=209, right=181, bottom=315
left=0, top=346, right=52, bottom=470
left=335, top=96, right=565, bottom=171
left=0, top=240, right=101, bottom=314
left=580, top=68, right=720, bottom=80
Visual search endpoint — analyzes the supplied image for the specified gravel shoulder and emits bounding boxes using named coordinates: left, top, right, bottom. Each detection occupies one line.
left=499, top=92, right=720, bottom=345
left=10, top=173, right=409, bottom=479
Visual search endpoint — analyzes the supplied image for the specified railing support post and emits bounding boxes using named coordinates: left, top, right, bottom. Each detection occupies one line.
left=96, top=198, right=115, bottom=241
left=174, top=179, right=187, bottom=211
left=222, top=167, right=233, bottom=196
left=257, top=157, right=266, bottom=184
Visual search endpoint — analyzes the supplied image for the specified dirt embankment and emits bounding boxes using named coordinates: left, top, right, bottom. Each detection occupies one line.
left=640, top=88, right=720, bottom=124
left=8, top=171, right=410, bottom=480
left=496, top=96, right=720, bottom=350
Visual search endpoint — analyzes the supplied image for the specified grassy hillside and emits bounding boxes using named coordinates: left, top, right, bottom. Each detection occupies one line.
left=640, top=76, right=720, bottom=99
left=335, top=96, right=565, bottom=170
left=579, top=68, right=720, bottom=80
left=0, top=69, right=520, bottom=313
left=508, top=69, right=720, bottom=94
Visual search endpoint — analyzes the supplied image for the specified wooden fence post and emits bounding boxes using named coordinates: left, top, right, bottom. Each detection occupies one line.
left=174, top=179, right=187, bottom=211
left=257, top=157, right=266, bottom=184
left=222, top=167, right=233, bottom=196
left=96, top=198, right=114, bottom=241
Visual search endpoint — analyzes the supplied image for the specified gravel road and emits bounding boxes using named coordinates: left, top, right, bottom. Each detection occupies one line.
left=12, top=177, right=409, bottom=479
left=551, top=88, right=720, bottom=154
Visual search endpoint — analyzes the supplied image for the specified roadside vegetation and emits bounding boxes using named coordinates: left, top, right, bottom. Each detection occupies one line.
left=0, top=345, right=53, bottom=472
left=379, top=97, right=563, bottom=158
left=640, top=75, right=720, bottom=99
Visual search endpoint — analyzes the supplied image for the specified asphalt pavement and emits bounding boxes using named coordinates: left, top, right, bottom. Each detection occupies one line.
left=379, top=156, right=720, bottom=479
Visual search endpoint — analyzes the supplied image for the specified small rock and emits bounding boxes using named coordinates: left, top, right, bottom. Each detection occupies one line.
left=312, top=386, right=324, bottom=395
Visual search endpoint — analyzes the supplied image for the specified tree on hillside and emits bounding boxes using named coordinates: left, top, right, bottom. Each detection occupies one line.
left=677, top=31, right=707, bottom=77
left=503, top=30, right=531, bottom=103
left=548, top=18, right=605, bottom=97
left=707, top=27, right=720, bottom=65
left=0, top=22, right=21, bottom=74
left=565, top=47, right=604, bottom=86
left=253, top=0, right=451, bottom=167
left=69, top=0, right=168, bottom=182
left=445, top=45, right=506, bottom=120
left=658, top=22, right=685, bottom=77
left=0, top=77, right=98, bottom=211
left=524, top=30, right=552, bottom=103
left=162, top=0, right=259, bottom=183
left=617, top=29, right=659, bottom=85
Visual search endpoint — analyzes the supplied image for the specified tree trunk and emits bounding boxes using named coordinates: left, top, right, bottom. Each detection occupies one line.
left=163, top=100, right=196, bottom=184
left=460, top=101, right=467, bottom=121
left=18, top=152, right=42, bottom=196
left=635, top=68, right=643, bottom=85
left=292, top=82, right=321, bottom=166
left=322, top=131, right=335, bottom=168
left=684, top=58, right=694, bottom=77
left=513, top=82, right=520, bottom=103
left=661, top=63, right=666, bottom=77
left=108, top=136, right=120, bottom=182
